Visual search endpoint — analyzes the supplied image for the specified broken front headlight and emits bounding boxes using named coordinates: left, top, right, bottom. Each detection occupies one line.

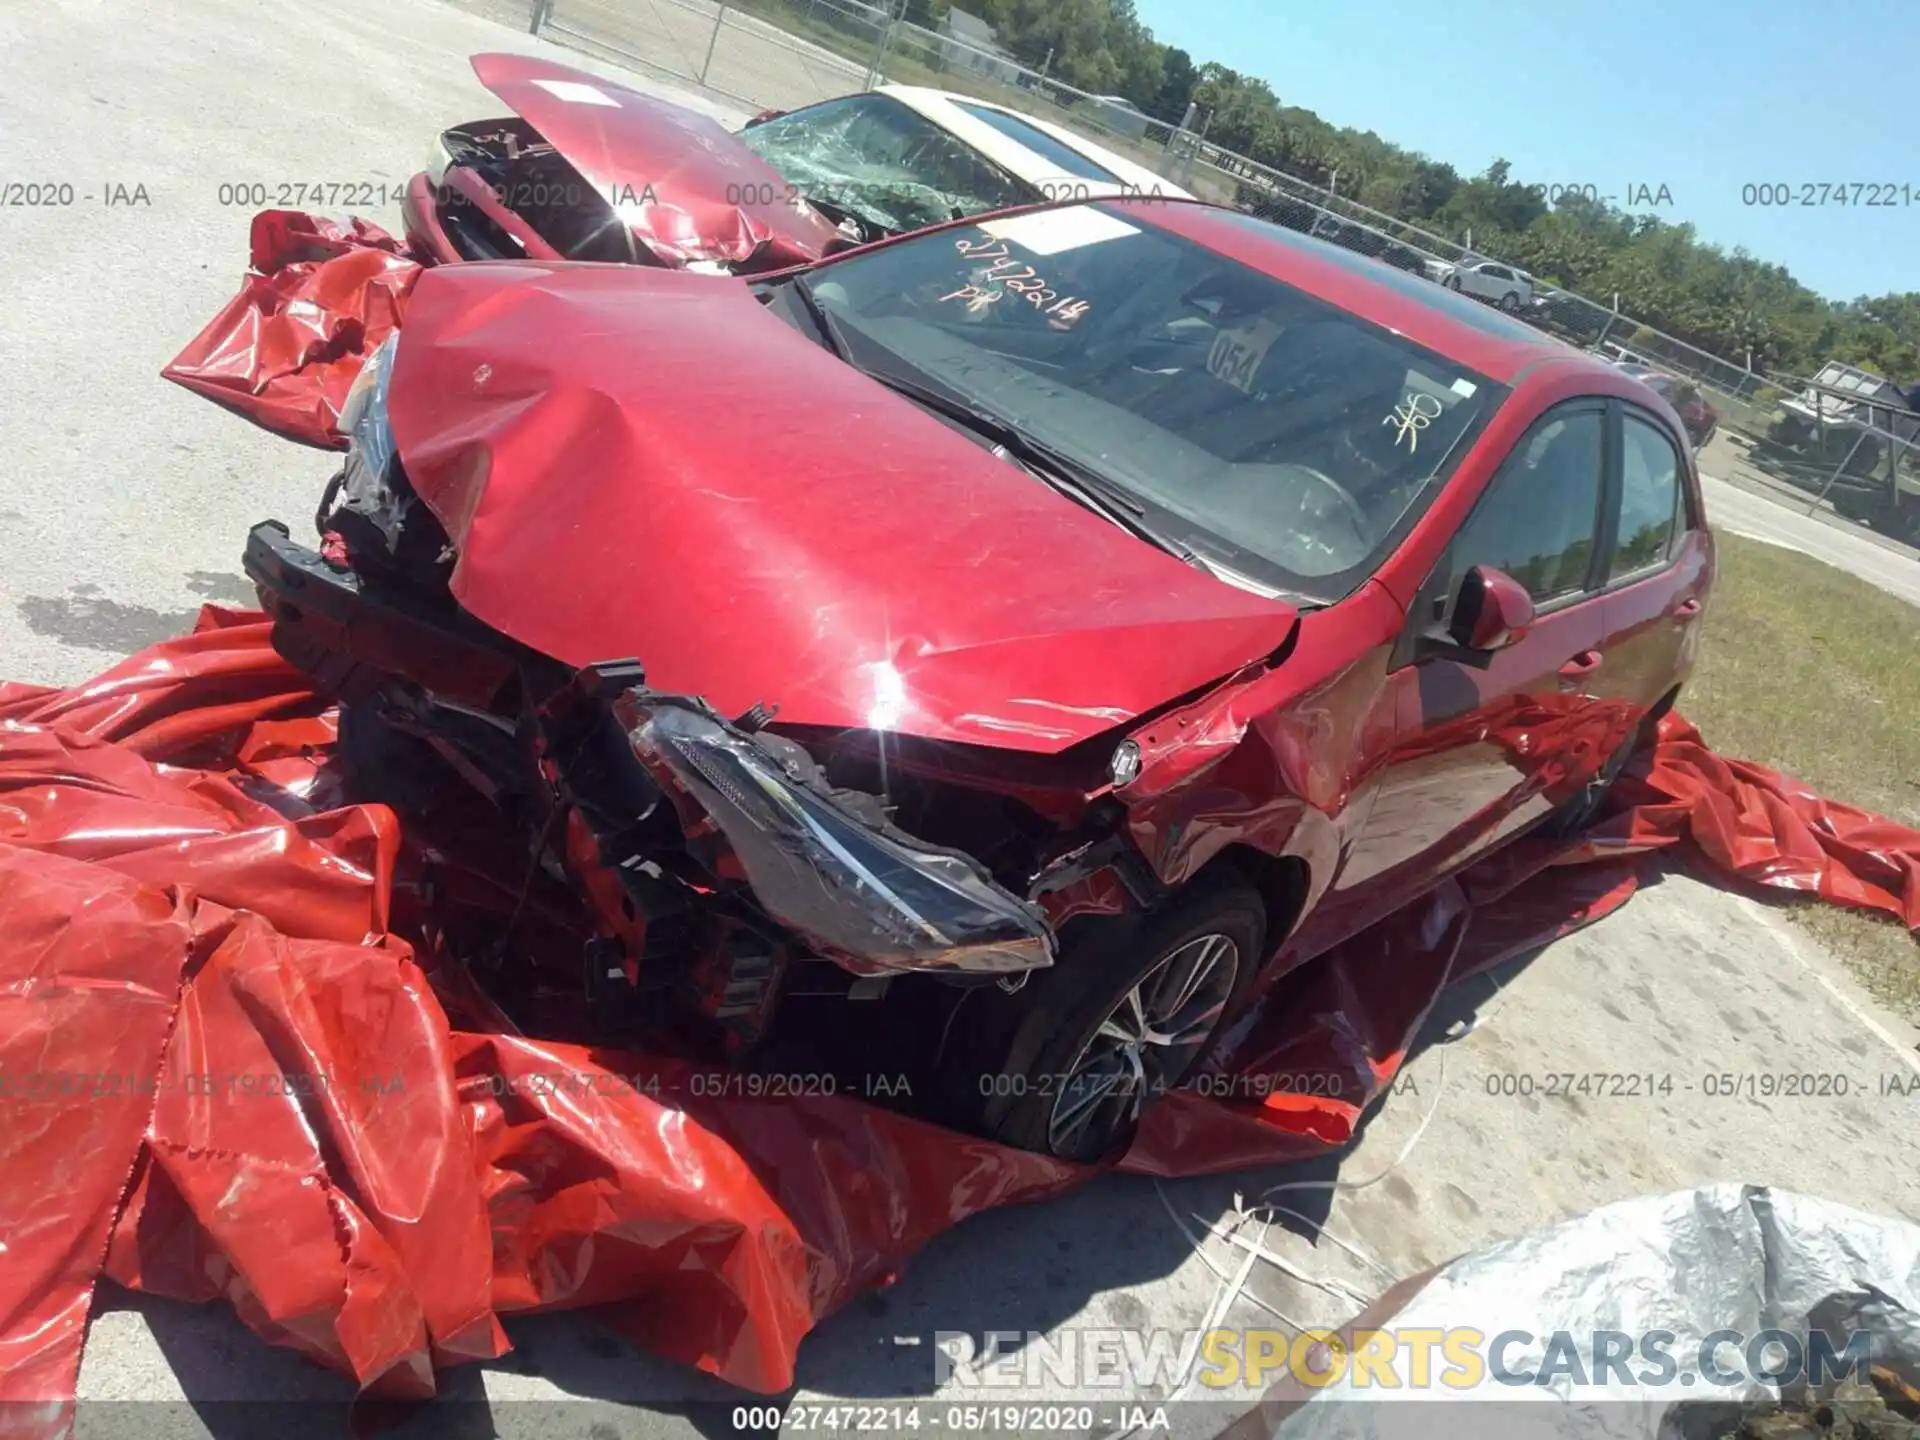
left=325, top=334, right=410, bottom=552
left=620, top=694, right=1055, bottom=979
left=339, top=333, right=399, bottom=478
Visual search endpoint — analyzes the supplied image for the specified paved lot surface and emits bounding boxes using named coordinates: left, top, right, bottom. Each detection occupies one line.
left=0, top=0, right=750, bottom=693
left=3, top=1, right=1918, bottom=1434
left=1700, top=469, right=1920, bottom=609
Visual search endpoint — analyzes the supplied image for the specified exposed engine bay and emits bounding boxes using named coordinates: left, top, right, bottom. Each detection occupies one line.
left=431, top=118, right=644, bottom=263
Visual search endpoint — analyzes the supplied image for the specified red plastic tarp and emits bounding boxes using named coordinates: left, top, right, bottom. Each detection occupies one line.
left=3, top=615, right=1918, bottom=1431
left=161, top=212, right=422, bottom=449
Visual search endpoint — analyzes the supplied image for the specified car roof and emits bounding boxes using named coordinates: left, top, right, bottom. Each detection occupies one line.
left=1618, top=363, right=1680, bottom=384
left=874, top=84, right=1194, bottom=200
left=1109, top=198, right=1608, bottom=384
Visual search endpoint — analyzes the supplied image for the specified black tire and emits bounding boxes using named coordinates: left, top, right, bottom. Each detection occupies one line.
left=1820, top=430, right=1884, bottom=477
left=956, top=870, right=1267, bottom=1163
left=1830, top=487, right=1880, bottom=523
left=336, top=695, right=462, bottom=818
left=337, top=693, right=531, bottom=822
left=1498, top=291, right=1520, bottom=312
left=1445, top=274, right=1463, bottom=291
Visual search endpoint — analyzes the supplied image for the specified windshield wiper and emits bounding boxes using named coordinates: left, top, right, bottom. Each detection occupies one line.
left=783, top=278, right=1196, bottom=563
left=856, top=369, right=1200, bottom=563
left=789, top=275, right=852, bottom=362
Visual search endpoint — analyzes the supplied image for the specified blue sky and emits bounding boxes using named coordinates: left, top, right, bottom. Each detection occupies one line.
left=1130, top=0, right=1916, bottom=302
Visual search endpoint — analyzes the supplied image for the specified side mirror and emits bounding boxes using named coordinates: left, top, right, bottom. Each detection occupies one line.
left=1449, top=565, right=1535, bottom=651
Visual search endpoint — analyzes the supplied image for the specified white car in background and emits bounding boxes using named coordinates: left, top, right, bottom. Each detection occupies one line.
left=1422, top=256, right=1535, bottom=311
left=406, top=55, right=1194, bottom=271
left=740, top=83, right=1195, bottom=224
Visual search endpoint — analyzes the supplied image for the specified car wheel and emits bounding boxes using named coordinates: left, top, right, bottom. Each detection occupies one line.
left=961, top=871, right=1266, bottom=1162
left=1498, top=291, right=1520, bottom=312
left=1888, top=501, right=1920, bottom=546
left=1445, top=274, right=1462, bottom=291
left=1830, top=488, right=1879, bottom=523
left=336, top=694, right=461, bottom=818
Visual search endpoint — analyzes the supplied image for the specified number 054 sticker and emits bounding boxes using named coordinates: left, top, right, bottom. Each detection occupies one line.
left=1206, top=318, right=1284, bottom=393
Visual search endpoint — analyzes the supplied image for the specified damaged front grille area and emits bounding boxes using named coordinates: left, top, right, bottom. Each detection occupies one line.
left=547, top=662, right=1058, bottom=981
left=258, top=398, right=1063, bottom=1060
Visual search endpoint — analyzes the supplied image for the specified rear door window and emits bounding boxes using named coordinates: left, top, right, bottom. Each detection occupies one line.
left=1608, top=412, right=1683, bottom=580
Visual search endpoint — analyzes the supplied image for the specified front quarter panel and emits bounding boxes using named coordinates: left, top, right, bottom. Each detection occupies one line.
left=1119, top=580, right=1408, bottom=933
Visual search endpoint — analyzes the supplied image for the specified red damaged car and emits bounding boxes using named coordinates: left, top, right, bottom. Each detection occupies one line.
left=400, top=53, right=1187, bottom=274
left=242, top=196, right=1711, bottom=1160
left=403, top=52, right=848, bottom=272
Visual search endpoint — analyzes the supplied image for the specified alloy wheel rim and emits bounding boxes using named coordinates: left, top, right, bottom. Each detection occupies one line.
left=1046, top=932, right=1240, bottom=1156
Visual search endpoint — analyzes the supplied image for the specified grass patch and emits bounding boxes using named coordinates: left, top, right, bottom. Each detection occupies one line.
left=1683, top=529, right=1920, bottom=1017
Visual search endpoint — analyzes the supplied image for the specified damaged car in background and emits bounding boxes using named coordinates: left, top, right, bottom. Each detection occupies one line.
left=400, top=52, right=1190, bottom=273
left=240, top=195, right=1710, bottom=1161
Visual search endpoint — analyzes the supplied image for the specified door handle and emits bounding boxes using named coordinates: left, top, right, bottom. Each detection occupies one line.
left=1551, top=652, right=1597, bottom=698
left=1557, top=650, right=1604, bottom=687
left=1673, top=597, right=1702, bottom=617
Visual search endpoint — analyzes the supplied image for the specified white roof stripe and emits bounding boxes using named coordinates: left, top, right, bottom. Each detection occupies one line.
left=874, top=83, right=1195, bottom=200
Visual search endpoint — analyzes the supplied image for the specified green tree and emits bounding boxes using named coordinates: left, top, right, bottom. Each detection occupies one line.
left=1151, top=46, right=1197, bottom=124
left=949, top=0, right=1920, bottom=385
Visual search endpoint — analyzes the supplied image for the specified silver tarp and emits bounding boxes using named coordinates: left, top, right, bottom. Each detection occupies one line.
left=1240, top=1185, right=1920, bottom=1440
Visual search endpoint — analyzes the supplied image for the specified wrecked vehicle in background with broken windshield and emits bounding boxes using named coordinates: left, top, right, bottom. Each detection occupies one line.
left=242, top=195, right=1711, bottom=1161
left=401, top=52, right=1189, bottom=271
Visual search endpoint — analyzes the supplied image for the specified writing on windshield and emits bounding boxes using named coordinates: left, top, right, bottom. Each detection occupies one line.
left=804, top=206, right=1505, bottom=600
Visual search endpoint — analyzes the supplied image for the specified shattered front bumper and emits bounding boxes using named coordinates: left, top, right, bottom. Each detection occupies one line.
left=242, top=519, right=518, bottom=709
left=246, top=519, right=1055, bottom=982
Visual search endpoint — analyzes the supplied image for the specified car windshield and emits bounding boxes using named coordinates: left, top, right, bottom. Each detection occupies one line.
left=738, top=92, right=1038, bottom=236
left=790, top=204, right=1506, bottom=601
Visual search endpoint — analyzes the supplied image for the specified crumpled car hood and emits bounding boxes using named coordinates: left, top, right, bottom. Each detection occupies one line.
left=468, top=52, right=844, bottom=268
left=386, top=260, right=1299, bottom=754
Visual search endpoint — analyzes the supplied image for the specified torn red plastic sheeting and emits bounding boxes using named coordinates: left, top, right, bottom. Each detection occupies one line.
left=160, top=211, right=422, bottom=449
left=2, top=614, right=1918, bottom=1429
left=157, top=193, right=829, bottom=455
left=0, top=850, right=190, bottom=1420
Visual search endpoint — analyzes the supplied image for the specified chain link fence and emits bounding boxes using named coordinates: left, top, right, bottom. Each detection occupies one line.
left=495, top=0, right=1920, bottom=544
left=1721, top=366, right=1920, bottom=543
left=536, top=0, right=874, bottom=111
